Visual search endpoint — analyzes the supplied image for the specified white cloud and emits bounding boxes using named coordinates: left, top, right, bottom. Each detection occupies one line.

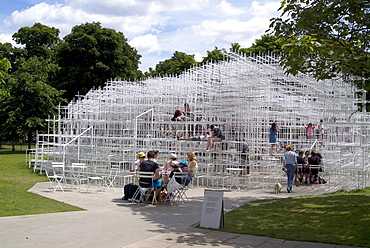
left=129, top=34, right=162, bottom=55
left=193, top=52, right=203, bottom=62
left=0, top=0, right=282, bottom=71
left=216, top=0, right=246, bottom=16
left=2, top=2, right=169, bottom=38
left=0, top=33, right=16, bottom=45
left=248, top=1, right=280, bottom=17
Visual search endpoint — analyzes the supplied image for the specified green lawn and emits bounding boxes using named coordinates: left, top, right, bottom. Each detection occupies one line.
left=217, top=188, right=370, bottom=247
left=0, top=149, right=83, bottom=217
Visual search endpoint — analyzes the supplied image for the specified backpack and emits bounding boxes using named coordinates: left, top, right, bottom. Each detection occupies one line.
left=122, top=183, right=139, bottom=200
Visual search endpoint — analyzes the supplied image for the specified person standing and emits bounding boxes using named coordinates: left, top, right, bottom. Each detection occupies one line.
left=282, top=145, right=297, bottom=193
left=269, top=122, right=279, bottom=155
left=308, top=151, right=322, bottom=184
left=305, top=123, right=315, bottom=140
left=318, top=119, right=328, bottom=141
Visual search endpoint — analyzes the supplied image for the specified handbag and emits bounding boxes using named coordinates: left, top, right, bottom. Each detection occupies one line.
left=167, top=176, right=182, bottom=193
left=294, top=177, right=300, bottom=187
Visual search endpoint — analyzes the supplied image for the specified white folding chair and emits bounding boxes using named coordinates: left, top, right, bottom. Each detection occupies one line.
left=70, top=163, right=88, bottom=191
left=104, top=165, right=119, bottom=191
left=168, top=172, right=190, bottom=205
left=45, top=162, right=65, bottom=192
left=131, top=171, right=158, bottom=205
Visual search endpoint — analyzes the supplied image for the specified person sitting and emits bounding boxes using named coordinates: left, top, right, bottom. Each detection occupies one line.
left=137, top=150, right=163, bottom=202
left=164, top=153, right=177, bottom=169
left=179, top=160, right=191, bottom=185
left=206, top=124, right=224, bottom=151
left=169, top=161, right=183, bottom=184
left=171, top=110, right=185, bottom=121
left=296, top=150, right=308, bottom=184
left=131, top=152, right=145, bottom=172
left=183, top=103, right=194, bottom=120
left=187, top=152, right=198, bottom=178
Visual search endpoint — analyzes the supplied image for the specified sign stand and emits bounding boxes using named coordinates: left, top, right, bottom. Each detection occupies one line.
left=200, top=189, right=224, bottom=229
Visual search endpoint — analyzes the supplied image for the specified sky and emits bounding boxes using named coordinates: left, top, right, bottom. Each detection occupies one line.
left=0, top=0, right=282, bottom=72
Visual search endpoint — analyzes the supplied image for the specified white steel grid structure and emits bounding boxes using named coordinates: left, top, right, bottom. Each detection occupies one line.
left=31, top=52, right=370, bottom=191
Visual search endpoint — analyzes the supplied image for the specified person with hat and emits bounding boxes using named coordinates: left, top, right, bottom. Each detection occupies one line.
left=179, top=160, right=191, bottom=185
left=161, top=153, right=177, bottom=186
left=131, top=152, right=146, bottom=172
left=164, top=153, right=178, bottom=169
left=171, top=110, right=185, bottom=121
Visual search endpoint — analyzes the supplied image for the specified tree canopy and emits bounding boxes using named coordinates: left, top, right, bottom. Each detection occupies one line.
left=0, top=57, right=65, bottom=148
left=269, top=0, right=370, bottom=91
left=56, top=22, right=142, bottom=100
left=145, top=51, right=196, bottom=77
left=12, top=22, right=60, bottom=59
left=242, top=34, right=282, bottom=55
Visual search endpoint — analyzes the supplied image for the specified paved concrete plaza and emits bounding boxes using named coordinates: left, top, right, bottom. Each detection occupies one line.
left=0, top=182, right=363, bottom=248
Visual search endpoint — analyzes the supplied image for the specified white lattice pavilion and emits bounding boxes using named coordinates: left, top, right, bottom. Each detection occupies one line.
left=29, top=52, right=370, bottom=191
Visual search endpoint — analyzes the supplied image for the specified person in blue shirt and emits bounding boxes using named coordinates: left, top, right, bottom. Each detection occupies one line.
left=269, top=122, right=279, bottom=155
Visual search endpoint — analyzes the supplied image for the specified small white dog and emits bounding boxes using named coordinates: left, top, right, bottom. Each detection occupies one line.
left=274, top=182, right=283, bottom=194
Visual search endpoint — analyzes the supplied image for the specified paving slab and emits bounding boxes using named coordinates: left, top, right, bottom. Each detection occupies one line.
left=0, top=182, right=364, bottom=248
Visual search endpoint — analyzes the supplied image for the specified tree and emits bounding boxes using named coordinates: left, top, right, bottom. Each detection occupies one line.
left=243, top=34, right=283, bottom=55
left=269, top=0, right=370, bottom=91
left=0, top=42, right=26, bottom=72
left=201, top=47, right=226, bottom=64
left=56, top=22, right=142, bottom=100
left=0, top=57, right=65, bottom=149
left=0, top=57, right=11, bottom=99
left=145, top=51, right=197, bottom=77
left=12, top=22, right=60, bottom=59
left=0, top=58, right=11, bottom=83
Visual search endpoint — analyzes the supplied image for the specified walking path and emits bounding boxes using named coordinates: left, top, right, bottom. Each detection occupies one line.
left=0, top=182, right=362, bottom=248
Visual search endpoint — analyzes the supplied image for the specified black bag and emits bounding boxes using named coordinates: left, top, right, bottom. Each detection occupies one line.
left=122, top=183, right=139, bottom=200
left=318, top=176, right=327, bottom=184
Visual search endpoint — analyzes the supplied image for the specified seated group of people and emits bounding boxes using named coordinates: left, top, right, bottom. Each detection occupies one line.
left=133, top=150, right=198, bottom=203
left=296, top=150, right=323, bottom=184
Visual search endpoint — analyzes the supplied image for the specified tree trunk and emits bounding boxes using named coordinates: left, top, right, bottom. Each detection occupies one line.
left=28, top=134, right=32, bottom=150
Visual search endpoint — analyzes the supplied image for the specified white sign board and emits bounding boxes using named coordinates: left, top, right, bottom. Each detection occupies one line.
left=200, top=189, right=224, bottom=229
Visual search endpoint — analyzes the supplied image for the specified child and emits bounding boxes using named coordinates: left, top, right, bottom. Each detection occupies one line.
left=179, top=160, right=191, bottom=185
left=305, top=123, right=315, bottom=140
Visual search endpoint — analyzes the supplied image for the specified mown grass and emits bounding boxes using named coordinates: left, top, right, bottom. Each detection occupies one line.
left=216, top=188, right=370, bottom=247
left=0, top=149, right=83, bottom=217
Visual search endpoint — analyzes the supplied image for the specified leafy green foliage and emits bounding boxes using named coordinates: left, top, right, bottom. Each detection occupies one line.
left=201, top=36, right=283, bottom=65
left=146, top=51, right=197, bottom=77
left=0, top=57, right=65, bottom=148
left=0, top=57, right=10, bottom=82
left=56, top=22, right=142, bottom=100
left=201, top=46, right=227, bottom=64
left=269, top=0, right=370, bottom=87
left=12, top=22, right=60, bottom=59
left=242, top=34, right=283, bottom=55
